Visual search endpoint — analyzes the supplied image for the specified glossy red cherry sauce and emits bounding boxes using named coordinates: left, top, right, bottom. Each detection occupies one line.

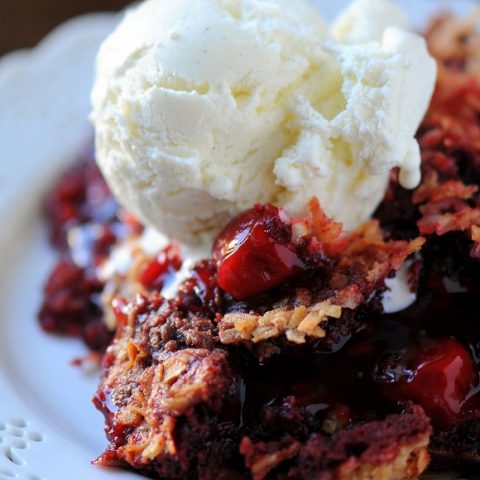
left=176, top=260, right=222, bottom=316
left=230, top=284, right=480, bottom=435
left=213, top=217, right=480, bottom=433
left=139, top=243, right=182, bottom=291
left=377, top=337, right=476, bottom=429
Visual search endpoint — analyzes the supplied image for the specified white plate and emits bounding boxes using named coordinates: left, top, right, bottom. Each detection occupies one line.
left=0, top=1, right=477, bottom=479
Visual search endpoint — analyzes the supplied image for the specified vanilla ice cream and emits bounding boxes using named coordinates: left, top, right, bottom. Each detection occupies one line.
left=92, top=0, right=436, bottom=244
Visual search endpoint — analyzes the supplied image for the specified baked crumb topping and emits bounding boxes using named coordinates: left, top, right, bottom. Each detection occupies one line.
left=243, top=406, right=431, bottom=480
left=219, top=302, right=342, bottom=346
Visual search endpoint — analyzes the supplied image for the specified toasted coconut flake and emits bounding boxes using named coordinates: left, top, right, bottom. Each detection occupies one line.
left=219, top=301, right=342, bottom=346
left=413, top=171, right=478, bottom=204
left=307, top=197, right=348, bottom=256
left=141, top=417, right=177, bottom=460
left=126, top=340, right=148, bottom=369
left=418, top=204, right=480, bottom=236
left=324, top=223, right=425, bottom=311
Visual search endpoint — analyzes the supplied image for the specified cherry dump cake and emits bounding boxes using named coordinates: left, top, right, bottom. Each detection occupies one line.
left=38, top=7, right=480, bottom=480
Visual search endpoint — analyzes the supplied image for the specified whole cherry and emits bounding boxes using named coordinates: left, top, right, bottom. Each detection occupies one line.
left=376, top=337, right=478, bottom=428
left=212, top=204, right=305, bottom=300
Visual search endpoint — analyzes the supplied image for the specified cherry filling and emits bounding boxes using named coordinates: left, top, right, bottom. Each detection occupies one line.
left=209, top=203, right=480, bottom=432
left=139, top=243, right=182, bottom=291
left=376, top=338, right=478, bottom=428
left=230, top=300, right=480, bottom=435
left=38, top=259, right=112, bottom=351
left=213, top=204, right=306, bottom=300
left=41, top=157, right=480, bottom=435
left=44, top=150, right=119, bottom=250
left=39, top=155, right=138, bottom=352
left=176, top=260, right=220, bottom=315
left=367, top=285, right=480, bottom=430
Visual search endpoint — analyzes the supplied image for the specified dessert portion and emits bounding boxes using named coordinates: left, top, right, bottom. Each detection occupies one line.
left=91, top=0, right=435, bottom=243
left=37, top=0, right=480, bottom=479
left=91, top=202, right=431, bottom=479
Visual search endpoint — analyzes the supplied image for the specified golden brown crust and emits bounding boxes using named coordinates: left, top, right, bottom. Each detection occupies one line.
left=242, top=407, right=432, bottom=480
left=333, top=442, right=430, bottom=480
left=93, top=294, right=233, bottom=478
left=219, top=301, right=342, bottom=345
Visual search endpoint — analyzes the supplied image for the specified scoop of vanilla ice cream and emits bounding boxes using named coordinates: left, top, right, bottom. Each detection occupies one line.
left=92, top=0, right=436, bottom=244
